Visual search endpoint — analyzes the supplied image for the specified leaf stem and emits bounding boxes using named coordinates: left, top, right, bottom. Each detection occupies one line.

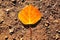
left=29, top=26, right=32, bottom=40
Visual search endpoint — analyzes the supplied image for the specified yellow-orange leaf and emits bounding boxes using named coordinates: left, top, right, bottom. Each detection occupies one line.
left=18, top=4, right=42, bottom=25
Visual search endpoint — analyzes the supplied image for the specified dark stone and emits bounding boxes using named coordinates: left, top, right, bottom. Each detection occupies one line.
left=21, top=35, right=23, bottom=37
left=15, top=19, right=18, bottom=21
left=38, top=8, right=40, bottom=10
left=47, top=5, right=51, bottom=8
left=5, top=37, right=8, bottom=40
left=56, top=31, right=60, bottom=34
left=9, top=26, right=12, bottom=29
left=22, top=0, right=25, bottom=3
left=13, top=39, right=16, bottom=40
left=9, top=32, right=14, bottom=35
left=0, top=21, right=4, bottom=24
left=12, top=0, right=16, bottom=5
left=2, top=0, right=4, bottom=1
left=58, top=5, right=60, bottom=7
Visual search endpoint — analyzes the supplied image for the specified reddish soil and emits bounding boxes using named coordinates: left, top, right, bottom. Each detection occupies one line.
left=0, top=0, right=60, bottom=40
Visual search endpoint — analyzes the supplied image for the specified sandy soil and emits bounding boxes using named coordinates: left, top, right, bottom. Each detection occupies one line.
left=0, top=0, right=60, bottom=40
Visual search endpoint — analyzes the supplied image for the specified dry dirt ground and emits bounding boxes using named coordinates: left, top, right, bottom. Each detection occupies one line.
left=0, top=0, right=60, bottom=40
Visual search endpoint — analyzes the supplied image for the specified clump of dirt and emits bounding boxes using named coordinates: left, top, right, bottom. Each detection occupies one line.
left=0, top=0, right=60, bottom=40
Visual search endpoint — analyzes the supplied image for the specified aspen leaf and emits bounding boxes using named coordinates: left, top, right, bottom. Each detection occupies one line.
left=18, top=4, right=42, bottom=25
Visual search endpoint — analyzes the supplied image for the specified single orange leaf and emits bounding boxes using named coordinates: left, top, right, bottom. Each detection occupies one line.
left=18, top=4, right=42, bottom=25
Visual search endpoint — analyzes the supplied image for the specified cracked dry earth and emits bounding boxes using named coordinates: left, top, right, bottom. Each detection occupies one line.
left=0, top=0, right=60, bottom=40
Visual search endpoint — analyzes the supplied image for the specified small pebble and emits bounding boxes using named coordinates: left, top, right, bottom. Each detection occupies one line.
left=45, top=23, right=49, bottom=27
left=20, top=38, right=23, bottom=40
left=9, top=28, right=14, bottom=35
left=6, top=9, right=10, bottom=11
left=4, top=7, right=14, bottom=12
left=49, top=16, right=54, bottom=19
left=45, top=20, right=49, bottom=23
left=11, top=0, right=15, bottom=1
left=56, top=34, right=59, bottom=39
left=45, top=11, right=48, bottom=13
left=9, top=28, right=14, bottom=32
left=40, top=0, right=42, bottom=1
left=53, top=20, right=58, bottom=23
